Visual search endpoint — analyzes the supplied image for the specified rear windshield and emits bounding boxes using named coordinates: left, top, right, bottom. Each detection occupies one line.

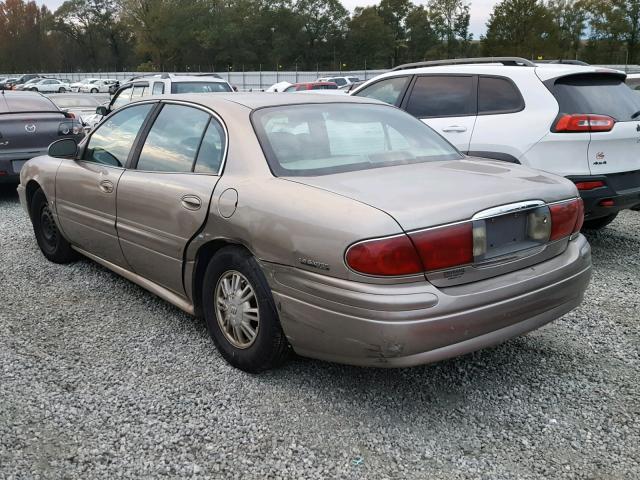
left=170, top=82, right=232, bottom=94
left=551, top=74, right=640, bottom=122
left=1, top=94, right=59, bottom=113
left=252, top=103, right=462, bottom=176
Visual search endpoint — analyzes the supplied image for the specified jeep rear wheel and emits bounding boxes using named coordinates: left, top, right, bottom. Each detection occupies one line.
left=583, top=213, right=618, bottom=230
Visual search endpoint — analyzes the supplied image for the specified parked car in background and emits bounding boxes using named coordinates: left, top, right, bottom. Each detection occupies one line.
left=48, top=93, right=105, bottom=126
left=25, top=78, right=70, bottom=93
left=70, top=78, right=99, bottom=92
left=14, top=77, right=46, bottom=91
left=18, top=93, right=591, bottom=372
left=80, top=79, right=117, bottom=93
left=266, top=81, right=292, bottom=92
left=316, top=76, right=360, bottom=88
left=10, top=74, right=41, bottom=90
left=0, top=91, right=83, bottom=183
left=0, top=78, right=18, bottom=90
left=87, top=73, right=233, bottom=126
left=284, top=81, right=338, bottom=91
left=352, top=57, right=640, bottom=229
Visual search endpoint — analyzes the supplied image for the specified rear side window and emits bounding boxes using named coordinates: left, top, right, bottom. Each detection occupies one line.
left=194, top=120, right=226, bottom=174
left=551, top=74, right=640, bottom=122
left=4, top=95, right=58, bottom=112
left=478, top=77, right=524, bottom=114
left=355, top=76, right=409, bottom=106
left=406, top=76, right=475, bottom=117
left=170, top=82, right=232, bottom=93
left=132, top=84, right=147, bottom=98
left=137, top=104, right=210, bottom=172
left=152, top=82, right=165, bottom=95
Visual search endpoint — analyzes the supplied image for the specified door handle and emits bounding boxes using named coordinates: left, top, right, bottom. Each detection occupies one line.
left=98, top=179, right=114, bottom=193
left=181, top=195, right=202, bottom=211
left=442, top=125, right=467, bottom=133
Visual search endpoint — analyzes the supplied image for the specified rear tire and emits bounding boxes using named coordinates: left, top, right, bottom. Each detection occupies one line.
left=91, top=88, right=98, bottom=93
left=30, top=189, right=77, bottom=263
left=582, top=213, right=618, bottom=230
left=202, top=246, right=290, bottom=372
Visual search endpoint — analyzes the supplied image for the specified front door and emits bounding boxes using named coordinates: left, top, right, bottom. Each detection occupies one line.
left=116, top=102, right=226, bottom=295
left=402, top=75, right=477, bottom=152
left=55, top=103, right=154, bottom=267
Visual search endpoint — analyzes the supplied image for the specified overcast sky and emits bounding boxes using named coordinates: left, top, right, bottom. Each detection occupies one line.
left=40, top=0, right=497, bottom=38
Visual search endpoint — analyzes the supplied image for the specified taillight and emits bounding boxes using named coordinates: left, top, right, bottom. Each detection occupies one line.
left=409, top=223, right=474, bottom=271
left=554, top=114, right=615, bottom=133
left=345, top=235, right=423, bottom=276
left=575, top=180, right=604, bottom=191
left=64, top=112, right=76, bottom=119
left=550, top=198, right=583, bottom=240
left=59, top=122, right=82, bottom=135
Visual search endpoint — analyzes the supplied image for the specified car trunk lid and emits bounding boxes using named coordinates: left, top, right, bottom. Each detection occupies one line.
left=286, top=159, right=580, bottom=286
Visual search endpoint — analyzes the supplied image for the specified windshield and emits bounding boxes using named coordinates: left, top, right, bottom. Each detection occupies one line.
left=170, top=82, right=232, bottom=93
left=551, top=73, right=640, bottom=122
left=252, top=103, right=462, bottom=177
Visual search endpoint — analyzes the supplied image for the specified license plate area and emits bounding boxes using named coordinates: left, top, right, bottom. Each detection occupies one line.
left=473, top=206, right=551, bottom=262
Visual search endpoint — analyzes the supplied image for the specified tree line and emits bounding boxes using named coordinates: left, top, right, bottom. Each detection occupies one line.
left=0, top=0, right=638, bottom=73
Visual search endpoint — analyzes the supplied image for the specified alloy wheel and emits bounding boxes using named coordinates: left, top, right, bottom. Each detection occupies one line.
left=214, top=270, right=260, bottom=349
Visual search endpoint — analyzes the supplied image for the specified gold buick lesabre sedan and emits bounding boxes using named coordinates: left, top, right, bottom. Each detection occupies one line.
left=18, top=93, right=592, bottom=372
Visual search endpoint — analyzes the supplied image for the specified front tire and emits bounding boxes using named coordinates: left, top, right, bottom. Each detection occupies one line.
left=202, top=246, right=289, bottom=372
left=91, top=88, right=98, bottom=93
left=58, top=87, right=66, bottom=93
left=30, top=189, right=77, bottom=263
left=583, top=213, right=618, bottom=230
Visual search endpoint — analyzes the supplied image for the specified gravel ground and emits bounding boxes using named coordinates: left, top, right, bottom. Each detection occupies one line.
left=0, top=184, right=638, bottom=479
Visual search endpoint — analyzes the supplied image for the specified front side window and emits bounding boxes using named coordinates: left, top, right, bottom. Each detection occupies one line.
left=84, top=104, right=153, bottom=167
left=136, top=104, right=210, bottom=172
left=253, top=103, right=462, bottom=177
left=112, top=86, right=132, bottom=109
left=355, top=76, right=409, bottom=106
left=170, top=82, right=232, bottom=94
left=478, top=76, right=524, bottom=114
left=406, top=75, right=475, bottom=118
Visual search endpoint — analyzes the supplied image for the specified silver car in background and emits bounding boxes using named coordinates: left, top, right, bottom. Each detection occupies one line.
left=18, top=93, right=591, bottom=371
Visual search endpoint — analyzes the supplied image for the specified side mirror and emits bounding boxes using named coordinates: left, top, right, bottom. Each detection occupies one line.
left=96, top=105, right=108, bottom=116
left=48, top=138, right=78, bottom=158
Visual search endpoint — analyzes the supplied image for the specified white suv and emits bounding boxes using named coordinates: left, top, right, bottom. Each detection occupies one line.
left=352, top=57, right=640, bottom=229
left=86, top=73, right=234, bottom=129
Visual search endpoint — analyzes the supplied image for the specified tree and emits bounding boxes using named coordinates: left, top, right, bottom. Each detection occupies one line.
left=483, top=0, right=557, bottom=59
left=428, top=0, right=472, bottom=58
left=377, top=0, right=412, bottom=65
left=405, top=6, right=437, bottom=60
left=547, top=0, right=586, bottom=59
left=346, top=6, right=395, bottom=68
left=293, top=0, right=348, bottom=67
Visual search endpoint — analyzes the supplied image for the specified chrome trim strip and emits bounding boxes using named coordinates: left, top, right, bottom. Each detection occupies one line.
left=472, top=200, right=545, bottom=220
left=71, top=246, right=195, bottom=315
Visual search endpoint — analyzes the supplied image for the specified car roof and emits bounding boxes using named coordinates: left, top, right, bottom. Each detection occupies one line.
left=356, top=63, right=626, bottom=87
left=141, top=92, right=382, bottom=110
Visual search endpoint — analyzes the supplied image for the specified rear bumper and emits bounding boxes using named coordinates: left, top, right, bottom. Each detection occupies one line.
left=0, top=151, right=46, bottom=183
left=263, top=235, right=592, bottom=368
left=567, top=171, right=640, bottom=219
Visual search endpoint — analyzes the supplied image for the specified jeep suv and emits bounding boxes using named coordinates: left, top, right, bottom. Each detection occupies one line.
left=85, top=73, right=234, bottom=129
left=352, top=57, right=640, bottom=229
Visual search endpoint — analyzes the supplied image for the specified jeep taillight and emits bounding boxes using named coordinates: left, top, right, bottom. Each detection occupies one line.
left=553, top=114, right=615, bottom=133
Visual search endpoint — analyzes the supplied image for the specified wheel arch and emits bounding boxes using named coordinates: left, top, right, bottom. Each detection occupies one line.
left=190, top=239, right=253, bottom=317
left=25, top=179, right=43, bottom=217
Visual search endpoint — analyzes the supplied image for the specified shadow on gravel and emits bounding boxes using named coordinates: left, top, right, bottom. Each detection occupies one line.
left=0, top=183, right=19, bottom=202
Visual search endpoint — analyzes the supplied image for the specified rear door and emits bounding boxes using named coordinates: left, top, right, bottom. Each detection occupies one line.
left=115, top=102, right=225, bottom=295
left=401, top=75, right=477, bottom=151
left=550, top=73, right=640, bottom=175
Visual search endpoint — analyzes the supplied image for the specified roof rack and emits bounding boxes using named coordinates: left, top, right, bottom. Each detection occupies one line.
left=391, top=57, right=536, bottom=71
left=535, top=59, right=590, bottom=66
